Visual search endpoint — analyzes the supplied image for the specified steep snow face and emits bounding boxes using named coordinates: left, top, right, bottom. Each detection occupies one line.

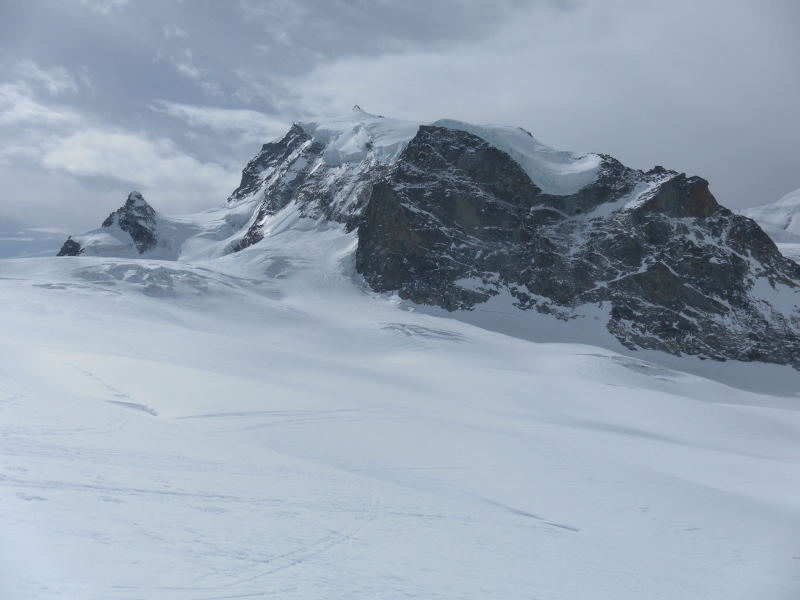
left=740, top=187, right=800, bottom=263
left=295, top=111, right=604, bottom=196
left=227, top=107, right=609, bottom=229
left=294, top=109, right=604, bottom=197
left=299, top=108, right=420, bottom=167
left=743, top=186, right=800, bottom=242
left=223, top=110, right=425, bottom=242
left=433, top=119, right=603, bottom=195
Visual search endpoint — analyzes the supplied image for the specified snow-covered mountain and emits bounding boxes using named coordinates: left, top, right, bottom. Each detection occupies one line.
left=57, top=191, right=212, bottom=260
left=743, top=187, right=800, bottom=240
left=59, top=107, right=800, bottom=369
left=742, top=186, right=800, bottom=262
left=3, top=107, right=800, bottom=599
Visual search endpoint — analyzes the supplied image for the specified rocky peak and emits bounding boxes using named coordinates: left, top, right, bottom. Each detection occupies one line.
left=635, top=175, right=720, bottom=218
left=56, top=236, right=82, bottom=257
left=228, top=114, right=799, bottom=368
left=57, top=191, right=161, bottom=257
left=52, top=111, right=800, bottom=369
left=228, top=125, right=312, bottom=206
left=101, top=191, right=158, bottom=254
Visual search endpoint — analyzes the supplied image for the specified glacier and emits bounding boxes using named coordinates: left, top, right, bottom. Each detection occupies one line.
left=3, top=228, right=800, bottom=599
left=2, top=108, right=800, bottom=599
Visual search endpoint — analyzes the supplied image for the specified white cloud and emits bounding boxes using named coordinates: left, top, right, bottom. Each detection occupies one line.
left=0, top=83, right=81, bottom=126
left=237, top=0, right=306, bottom=46
left=272, top=0, right=800, bottom=209
left=16, top=61, right=80, bottom=96
left=76, top=66, right=94, bottom=92
left=164, top=50, right=228, bottom=100
left=0, top=77, right=237, bottom=225
left=152, top=100, right=288, bottom=143
left=199, top=81, right=224, bottom=99
left=230, top=68, right=284, bottom=107
left=3, top=0, right=798, bottom=230
left=80, top=0, right=129, bottom=15
left=163, top=26, right=189, bottom=40
left=170, top=48, right=202, bottom=80
left=173, top=61, right=201, bottom=79
left=41, top=129, right=238, bottom=214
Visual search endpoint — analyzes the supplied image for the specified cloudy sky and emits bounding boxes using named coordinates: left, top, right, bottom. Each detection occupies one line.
left=1, top=0, right=798, bottom=234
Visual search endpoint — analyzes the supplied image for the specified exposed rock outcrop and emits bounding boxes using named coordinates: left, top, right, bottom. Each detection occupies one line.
left=57, top=191, right=161, bottom=257
left=232, top=115, right=800, bottom=368
left=57, top=236, right=83, bottom=256
left=101, top=191, right=159, bottom=254
left=55, top=110, right=800, bottom=368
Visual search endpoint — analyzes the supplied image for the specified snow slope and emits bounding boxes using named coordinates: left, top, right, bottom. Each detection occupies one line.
left=433, top=119, right=603, bottom=195
left=742, top=186, right=800, bottom=261
left=300, top=107, right=421, bottom=168
left=2, top=211, right=800, bottom=599
left=744, top=187, right=800, bottom=241
left=291, top=108, right=603, bottom=198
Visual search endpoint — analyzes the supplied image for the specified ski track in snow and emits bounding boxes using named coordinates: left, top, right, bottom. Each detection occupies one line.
left=1, top=249, right=800, bottom=600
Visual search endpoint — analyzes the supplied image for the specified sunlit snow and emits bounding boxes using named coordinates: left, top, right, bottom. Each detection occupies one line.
left=2, top=208, right=799, bottom=599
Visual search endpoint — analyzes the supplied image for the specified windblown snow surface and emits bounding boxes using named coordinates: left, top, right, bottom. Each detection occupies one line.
left=742, top=186, right=800, bottom=262
left=2, top=206, right=800, bottom=600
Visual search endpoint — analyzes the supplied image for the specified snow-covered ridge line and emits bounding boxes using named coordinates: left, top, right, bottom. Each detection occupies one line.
left=431, top=119, right=602, bottom=196
left=742, top=186, right=800, bottom=243
left=292, top=108, right=605, bottom=196
left=52, top=109, right=800, bottom=370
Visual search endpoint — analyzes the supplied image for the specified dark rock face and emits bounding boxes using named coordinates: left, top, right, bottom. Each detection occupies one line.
left=352, top=126, right=800, bottom=367
left=356, top=126, right=545, bottom=310
left=229, top=125, right=325, bottom=251
left=57, top=236, right=82, bottom=256
left=48, top=115, right=799, bottom=367
left=637, top=174, right=720, bottom=218
left=216, top=118, right=800, bottom=368
left=57, top=191, right=159, bottom=257
left=228, top=124, right=393, bottom=252
left=102, top=191, right=158, bottom=254
left=356, top=126, right=642, bottom=309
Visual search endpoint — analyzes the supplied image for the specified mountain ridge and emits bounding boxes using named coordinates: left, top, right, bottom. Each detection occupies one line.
left=56, top=109, right=800, bottom=369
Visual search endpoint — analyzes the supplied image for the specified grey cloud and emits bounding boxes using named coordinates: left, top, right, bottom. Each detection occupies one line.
left=79, top=0, right=130, bottom=16
left=17, top=61, right=80, bottom=96
left=152, top=100, right=288, bottom=142
left=0, top=82, right=81, bottom=126
left=273, top=0, right=800, bottom=209
left=163, top=26, right=189, bottom=40
left=0, top=0, right=798, bottom=232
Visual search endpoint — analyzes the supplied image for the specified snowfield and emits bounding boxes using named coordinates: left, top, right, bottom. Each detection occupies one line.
left=743, top=186, right=800, bottom=242
left=742, top=186, right=800, bottom=263
left=1, top=213, right=800, bottom=599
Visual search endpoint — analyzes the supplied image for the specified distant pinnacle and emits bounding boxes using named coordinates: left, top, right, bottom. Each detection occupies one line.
left=125, top=191, right=148, bottom=208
